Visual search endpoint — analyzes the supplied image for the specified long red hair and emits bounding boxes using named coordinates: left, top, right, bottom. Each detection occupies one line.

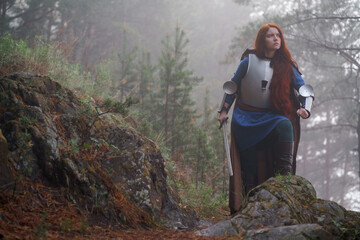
left=254, top=23, right=298, bottom=120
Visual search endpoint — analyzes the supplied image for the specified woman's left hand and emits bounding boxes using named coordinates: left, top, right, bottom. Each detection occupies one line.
left=297, top=108, right=309, bottom=119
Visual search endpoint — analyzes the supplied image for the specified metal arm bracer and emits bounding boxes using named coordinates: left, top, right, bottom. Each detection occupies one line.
left=298, top=84, right=315, bottom=117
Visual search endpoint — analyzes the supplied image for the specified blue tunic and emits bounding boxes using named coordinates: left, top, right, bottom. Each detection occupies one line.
left=225, top=57, right=305, bottom=150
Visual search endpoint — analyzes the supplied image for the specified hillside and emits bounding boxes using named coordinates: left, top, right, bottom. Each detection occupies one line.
left=0, top=73, right=206, bottom=239
left=1, top=73, right=359, bottom=239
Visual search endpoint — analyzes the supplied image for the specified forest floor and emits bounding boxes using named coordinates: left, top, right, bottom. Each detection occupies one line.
left=0, top=176, right=229, bottom=240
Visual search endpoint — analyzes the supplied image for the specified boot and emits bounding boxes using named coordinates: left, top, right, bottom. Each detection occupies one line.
left=274, top=141, right=294, bottom=175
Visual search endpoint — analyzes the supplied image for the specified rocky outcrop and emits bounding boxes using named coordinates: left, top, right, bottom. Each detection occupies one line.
left=99, top=126, right=198, bottom=229
left=196, top=175, right=360, bottom=239
left=2, top=73, right=359, bottom=238
left=0, top=73, right=197, bottom=229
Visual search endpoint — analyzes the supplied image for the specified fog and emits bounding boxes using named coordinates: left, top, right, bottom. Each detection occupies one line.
left=112, top=0, right=252, bottom=109
left=2, top=0, right=360, bottom=212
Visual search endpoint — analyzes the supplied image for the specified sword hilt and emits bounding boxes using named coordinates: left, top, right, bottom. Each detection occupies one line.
left=219, top=117, right=229, bottom=129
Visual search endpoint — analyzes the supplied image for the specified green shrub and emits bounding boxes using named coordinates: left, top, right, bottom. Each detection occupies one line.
left=166, top=163, right=228, bottom=220
left=93, top=58, right=116, bottom=97
left=179, top=182, right=228, bottom=219
left=0, top=34, right=15, bottom=65
left=0, top=35, right=112, bottom=96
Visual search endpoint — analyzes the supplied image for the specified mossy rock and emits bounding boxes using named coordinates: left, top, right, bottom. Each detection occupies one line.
left=197, top=175, right=360, bottom=239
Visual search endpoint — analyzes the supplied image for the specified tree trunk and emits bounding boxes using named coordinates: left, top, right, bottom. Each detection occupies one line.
left=170, top=86, right=177, bottom=154
left=357, top=109, right=360, bottom=180
left=164, top=83, right=169, bottom=142
left=195, top=132, right=201, bottom=189
left=340, top=151, right=349, bottom=206
left=325, top=136, right=330, bottom=200
left=0, top=1, right=8, bottom=34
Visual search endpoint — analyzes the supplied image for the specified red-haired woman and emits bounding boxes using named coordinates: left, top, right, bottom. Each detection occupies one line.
left=218, top=23, right=312, bottom=214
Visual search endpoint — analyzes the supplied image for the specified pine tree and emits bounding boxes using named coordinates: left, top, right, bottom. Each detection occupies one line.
left=156, top=26, right=202, bottom=155
left=114, top=25, right=138, bottom=101
left=136, top=50, right=156, bottom=111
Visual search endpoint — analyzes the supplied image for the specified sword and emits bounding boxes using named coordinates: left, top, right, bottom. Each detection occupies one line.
left=220, top=118, right=233, bottom=176
left=218, top=80, right=237, bottom=177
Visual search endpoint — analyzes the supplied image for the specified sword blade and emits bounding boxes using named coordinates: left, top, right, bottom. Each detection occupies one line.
left=223, top=122, right=233, bottom=176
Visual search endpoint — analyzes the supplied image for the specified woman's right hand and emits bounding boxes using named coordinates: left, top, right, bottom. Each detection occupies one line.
left=218, top=110, right=228, bottom=127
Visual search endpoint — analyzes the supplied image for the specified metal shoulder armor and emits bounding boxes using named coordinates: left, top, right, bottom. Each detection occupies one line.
left=218, top=81, right=238, bottom=113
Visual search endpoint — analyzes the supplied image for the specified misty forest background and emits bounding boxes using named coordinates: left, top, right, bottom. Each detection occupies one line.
left=1, top=0, right=359, bottom=216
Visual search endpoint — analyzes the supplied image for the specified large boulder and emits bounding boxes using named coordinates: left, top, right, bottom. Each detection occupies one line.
left=0, top=73, right=197, bottom=229
left=196, top=175, right=360, bottom=239
left=98, top=126, right=198, bottom=229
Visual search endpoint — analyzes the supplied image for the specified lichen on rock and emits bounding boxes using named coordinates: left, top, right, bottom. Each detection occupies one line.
left=196, top=175, right=360, bottom=239
left=0, top=73, right=198, bottom=230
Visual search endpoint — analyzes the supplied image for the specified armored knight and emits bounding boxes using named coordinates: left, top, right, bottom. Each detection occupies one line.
left=218, top=27, right=314, bottom=214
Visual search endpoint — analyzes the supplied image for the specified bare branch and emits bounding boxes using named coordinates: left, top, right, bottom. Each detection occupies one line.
left=303, top=123, right=357, bottom=132
left=6, top=1, right=16, bottom=12
left=6, top=5, right=45, bottom=22
left=313, top=97, right=359, bottom=109
left=15, top=8, right=54, bottom=31
left=339, top=50, right=360, bottom=70
left=289, top=33, right=360, bottom=69
left=285, top=16, right=360, bottom=28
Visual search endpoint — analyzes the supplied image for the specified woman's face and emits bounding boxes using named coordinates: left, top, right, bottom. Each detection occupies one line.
left=265, top=27, right=281, bottom=52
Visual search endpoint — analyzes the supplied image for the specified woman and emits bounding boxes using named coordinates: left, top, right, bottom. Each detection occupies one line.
left=218, top=23, right=311, bottom=214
